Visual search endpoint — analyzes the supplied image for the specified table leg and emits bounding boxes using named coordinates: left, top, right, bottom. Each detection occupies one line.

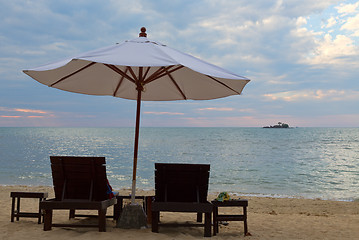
left=69, top=209, right=75, bottom=219
left=11, top=197, right=15, bottom=222
left=37, top=198, right=42, bottom=224
left=119, top=197, right=124, bottom=216
left=213, top=206, right=218, bottom=235
left=114, top=198, right=120, bottom=221
left=145, top=196, right=152, bottom=224
left=243, top=206, right=248, bottom=235
left=16, top=197, right=20, bottom=221
left=197, top=212, right=202, bottom=222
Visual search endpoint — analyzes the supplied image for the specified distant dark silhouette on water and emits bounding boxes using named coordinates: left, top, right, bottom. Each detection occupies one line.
left=263, top=122, right=290, bottom=128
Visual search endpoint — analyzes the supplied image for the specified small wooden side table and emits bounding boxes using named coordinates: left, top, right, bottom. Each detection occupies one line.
left=10, top=192, right=48, bottom=224
left=114, top=195, right=154, bottom=223
left=211, top=199, right=248, bottom=236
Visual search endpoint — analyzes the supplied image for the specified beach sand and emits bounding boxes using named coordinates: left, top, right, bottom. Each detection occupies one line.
left=1, top=185, right=358, bottom=240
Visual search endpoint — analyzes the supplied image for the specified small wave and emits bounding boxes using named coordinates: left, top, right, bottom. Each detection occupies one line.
left=223, top=191, right=357, bottom=202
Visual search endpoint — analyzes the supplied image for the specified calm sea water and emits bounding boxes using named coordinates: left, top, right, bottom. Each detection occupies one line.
left=0, top=127, right=358, bottom=201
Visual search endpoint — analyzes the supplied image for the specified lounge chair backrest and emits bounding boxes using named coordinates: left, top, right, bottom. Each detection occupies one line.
left=155, top=163, right=210, bottom=203
left=50, top=156, right=108, bottom=201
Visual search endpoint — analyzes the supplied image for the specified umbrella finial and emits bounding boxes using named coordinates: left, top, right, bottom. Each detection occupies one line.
left=139, top=27, right=147, bottom=37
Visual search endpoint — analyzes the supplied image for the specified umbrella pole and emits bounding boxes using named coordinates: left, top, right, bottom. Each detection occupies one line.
left=131, top=88, right=142, bottom=205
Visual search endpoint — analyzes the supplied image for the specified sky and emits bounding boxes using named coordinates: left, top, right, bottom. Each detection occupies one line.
left=1, top=0, right=359, bottom=127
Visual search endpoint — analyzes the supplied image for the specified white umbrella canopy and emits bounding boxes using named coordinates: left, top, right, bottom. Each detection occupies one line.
left=23, top=27, right=250, bottom=203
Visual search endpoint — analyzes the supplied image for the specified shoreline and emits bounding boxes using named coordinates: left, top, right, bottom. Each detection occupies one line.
left=1, top=185, right=359, bottom=239
left=1, top=184, right=357, bottom=202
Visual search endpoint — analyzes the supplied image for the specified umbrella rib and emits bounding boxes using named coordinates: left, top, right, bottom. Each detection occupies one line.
left=142, top=67, right=151, bottom=81
left=165, top=70, right=187, bottom=100
left=152, top=65, right=184, bottom=82
left=143, top=66, right=170, bottom=84
left=50, top=62, right=96, bottom=87
left=206, top=75, right=241, bottom=95
left=144, top=65, right=184, bottom=84
left=127, top=66, right=139, bottom=83
left=104, top=64, right=136, bottom=84
left=139, top=67, right=143, bottom=82
left=113, top=68, right=128, bottom=97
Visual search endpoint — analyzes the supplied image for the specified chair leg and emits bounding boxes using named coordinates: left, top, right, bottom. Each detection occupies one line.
left=197, top=212, right=202, bottom=222
left=98, top=209, right=107, bottom=232
left=204, top=212, right=211, bottom=237
left=151, top=211, right=159, bottom=233
left=43, top=209, right=53, bottom=231
left=69, top=209, right=75, bottom=219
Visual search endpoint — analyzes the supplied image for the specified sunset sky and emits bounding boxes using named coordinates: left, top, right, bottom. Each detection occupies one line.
left=1, top=0, right=359, bottom=127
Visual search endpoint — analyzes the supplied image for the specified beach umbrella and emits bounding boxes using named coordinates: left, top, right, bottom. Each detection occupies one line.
left=23, top=27, right=250, bottom=204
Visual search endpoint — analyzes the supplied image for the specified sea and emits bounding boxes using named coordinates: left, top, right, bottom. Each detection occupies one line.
left=0, top=127, right=358, bottom=202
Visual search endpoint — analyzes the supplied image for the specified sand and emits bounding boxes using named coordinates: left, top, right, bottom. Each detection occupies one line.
left=1, top=185, right=358, bottom=240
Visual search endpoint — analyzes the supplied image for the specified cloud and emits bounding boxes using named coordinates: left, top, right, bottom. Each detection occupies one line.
left=197, top=107, right=256, bottom=113
left=263, top=89, right=359, bottom=102
left=14, top=108, right=48, bottom=114
left=0, top=106, right=102, bottom=126
left=325, top=16, right=337, bottom=28
left=335, top=1, right=359, bottom=16
left=198, top=107, right=234, bottom=111
left=301, top=1, right=359, bottom=66
left=0, top=107, right=54, bottom=122
left=179, top=115, right=265, bottom=127
left=341, top=13, right=359, bottom=36
left=309, top=34, right=358, bottom=65
left=0, top=115, right=44, bottom=118
left=144, top=111, right=184, bottom=115
left=174, top=0, right=354, bottom=84
left=0, top=107, right=49, bottom=114
left=109, top=0, right=148, bottom=15
left=0, top=116, right=21, bottom=118
left=27, top=116, right=45, bottom=118
left=42, top=42, right=70, bottom=52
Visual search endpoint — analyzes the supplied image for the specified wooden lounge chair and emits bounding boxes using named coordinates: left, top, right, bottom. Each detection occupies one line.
left=40, top=156, right=118, bottom=232
left=151, top=163, right=213, bottom=237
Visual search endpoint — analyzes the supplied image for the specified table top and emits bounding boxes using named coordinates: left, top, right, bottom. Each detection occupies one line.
left=116, top=195, right=154, bottom=199
left=10, top=192, right=48, bottom=198
left=211, top=199, right=248, bottom=206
